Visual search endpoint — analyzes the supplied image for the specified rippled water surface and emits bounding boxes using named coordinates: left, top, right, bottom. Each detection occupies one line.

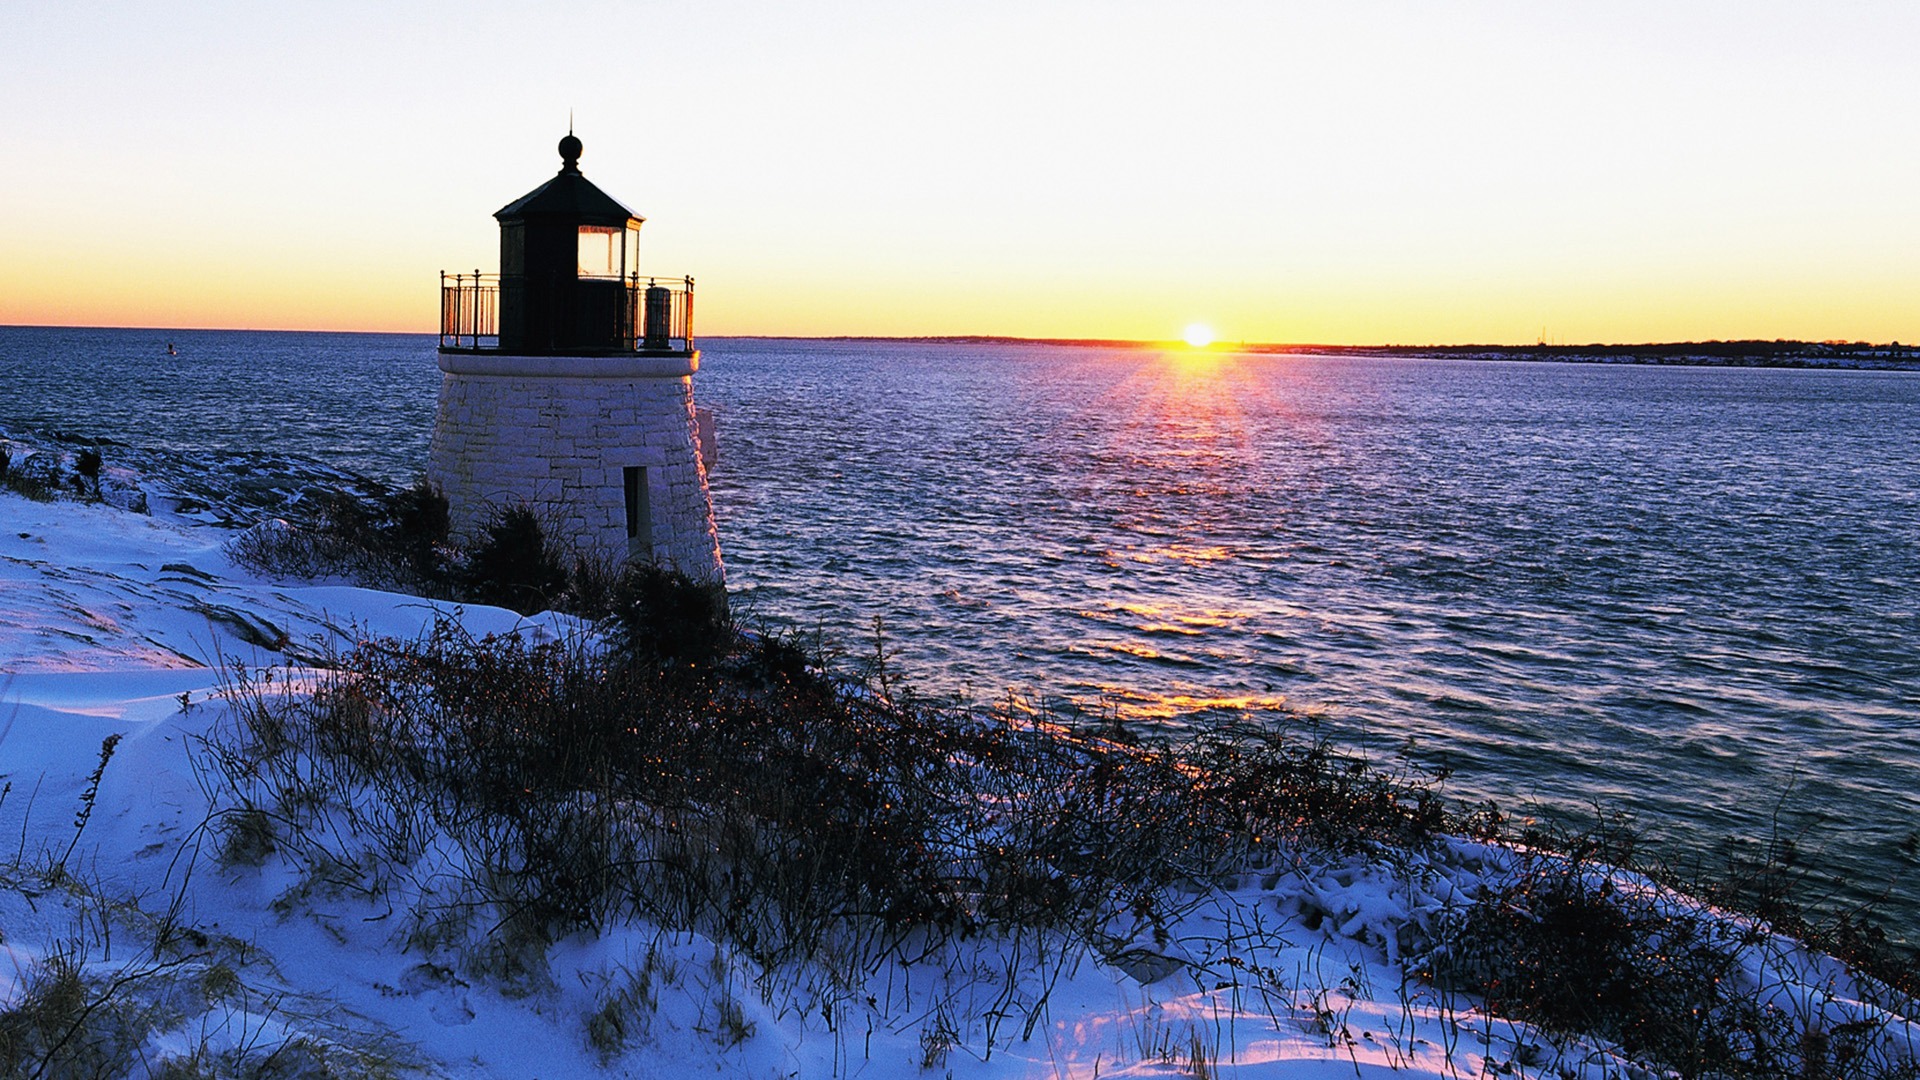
left=5, top=327, right=1918, bottom=934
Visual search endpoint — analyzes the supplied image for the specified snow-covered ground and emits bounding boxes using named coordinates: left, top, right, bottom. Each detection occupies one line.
left=2, top=483, right=1915, bottom=1078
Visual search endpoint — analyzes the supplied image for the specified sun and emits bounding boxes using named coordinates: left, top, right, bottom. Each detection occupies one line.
left=1182, top=323, right=1216, bottom=348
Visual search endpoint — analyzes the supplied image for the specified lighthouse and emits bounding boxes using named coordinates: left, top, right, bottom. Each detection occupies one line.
left=428, top=132, right=722, bottom=581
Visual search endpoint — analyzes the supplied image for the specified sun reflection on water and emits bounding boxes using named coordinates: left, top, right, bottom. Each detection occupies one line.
left=1084, top=687, right=1297, bottom=723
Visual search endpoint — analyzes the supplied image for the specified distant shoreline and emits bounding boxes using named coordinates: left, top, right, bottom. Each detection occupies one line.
left=722, top=333, right=1920, bottom=370
left=1262, top=340, right=1920, bottom=371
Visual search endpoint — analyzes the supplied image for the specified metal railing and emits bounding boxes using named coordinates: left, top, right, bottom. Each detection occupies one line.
left=628, top=275, right=696, bottom=353
left=439, top=271, right=695, bottom=354
left=440, top=271, right=498, bottom=350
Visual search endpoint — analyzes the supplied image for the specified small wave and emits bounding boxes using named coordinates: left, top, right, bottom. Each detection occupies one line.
left=1135, top=623, right=1205, bottom=637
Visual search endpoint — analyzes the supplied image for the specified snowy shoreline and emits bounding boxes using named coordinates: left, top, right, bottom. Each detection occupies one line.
left=3, top=485, right=1916, bottom=1078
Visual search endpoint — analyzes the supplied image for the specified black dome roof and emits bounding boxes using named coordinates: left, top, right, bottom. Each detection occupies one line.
left=494, top=135, right=642, bottom=228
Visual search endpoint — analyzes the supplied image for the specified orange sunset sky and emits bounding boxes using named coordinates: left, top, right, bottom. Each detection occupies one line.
left=2, top=1, right=1916, bottom=345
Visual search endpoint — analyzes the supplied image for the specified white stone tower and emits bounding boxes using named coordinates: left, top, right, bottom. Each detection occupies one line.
left=428, top=132, right=722, bottom=580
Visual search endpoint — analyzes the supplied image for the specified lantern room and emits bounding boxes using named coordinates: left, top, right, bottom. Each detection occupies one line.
left=439, top=132, right=694, bottom=356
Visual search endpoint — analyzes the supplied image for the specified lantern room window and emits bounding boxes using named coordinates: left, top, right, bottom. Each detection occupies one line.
left=577, top=226, right=622, bottom=279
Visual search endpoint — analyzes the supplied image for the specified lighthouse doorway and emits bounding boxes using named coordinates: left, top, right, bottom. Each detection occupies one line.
left=623, top=466, right=652, bottom=560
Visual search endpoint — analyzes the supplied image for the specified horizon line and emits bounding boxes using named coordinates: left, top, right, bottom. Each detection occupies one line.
left=1, top=323, right=1910, bottom=354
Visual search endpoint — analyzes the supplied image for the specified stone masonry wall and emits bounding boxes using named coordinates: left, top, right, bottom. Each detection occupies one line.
left=427, top=354, right=723, bottom=581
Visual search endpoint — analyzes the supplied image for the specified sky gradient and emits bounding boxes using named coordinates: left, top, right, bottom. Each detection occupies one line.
left=2, top=1, right=1916, bottom=343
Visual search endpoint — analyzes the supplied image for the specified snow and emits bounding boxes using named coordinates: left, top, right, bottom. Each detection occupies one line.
left=1, top=488, right=1913, bottom=1078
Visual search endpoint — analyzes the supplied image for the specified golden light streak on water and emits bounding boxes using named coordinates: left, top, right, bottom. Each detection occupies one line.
left=1081, top=687, right=1298, bottom=723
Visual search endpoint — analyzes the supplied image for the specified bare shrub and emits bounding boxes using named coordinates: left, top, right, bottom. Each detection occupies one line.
left=457, top=506, right=567, bottom=614
left=217, top=806, right=278, bottom=867
left=608, top=560, right=732, bottom=669
left=208, top=585, right=1460, bottom=997
left=1434, top=823, right=1920, bottom=1079
left=226, top=480, right=450, bottom=593
left=0, top=949, right=182, bottom=1080
left=75, top=447, right=102, bottom=500
left=0, top=952, right=100, bottom=1077
left=0, top=449, right=56, bottom=501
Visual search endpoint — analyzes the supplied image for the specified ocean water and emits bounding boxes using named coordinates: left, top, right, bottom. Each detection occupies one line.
left=4, top=326, right=1918, bottom=936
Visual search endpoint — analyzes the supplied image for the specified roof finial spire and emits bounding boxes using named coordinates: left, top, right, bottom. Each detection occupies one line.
left=558, top=115, right=583, bottom=174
